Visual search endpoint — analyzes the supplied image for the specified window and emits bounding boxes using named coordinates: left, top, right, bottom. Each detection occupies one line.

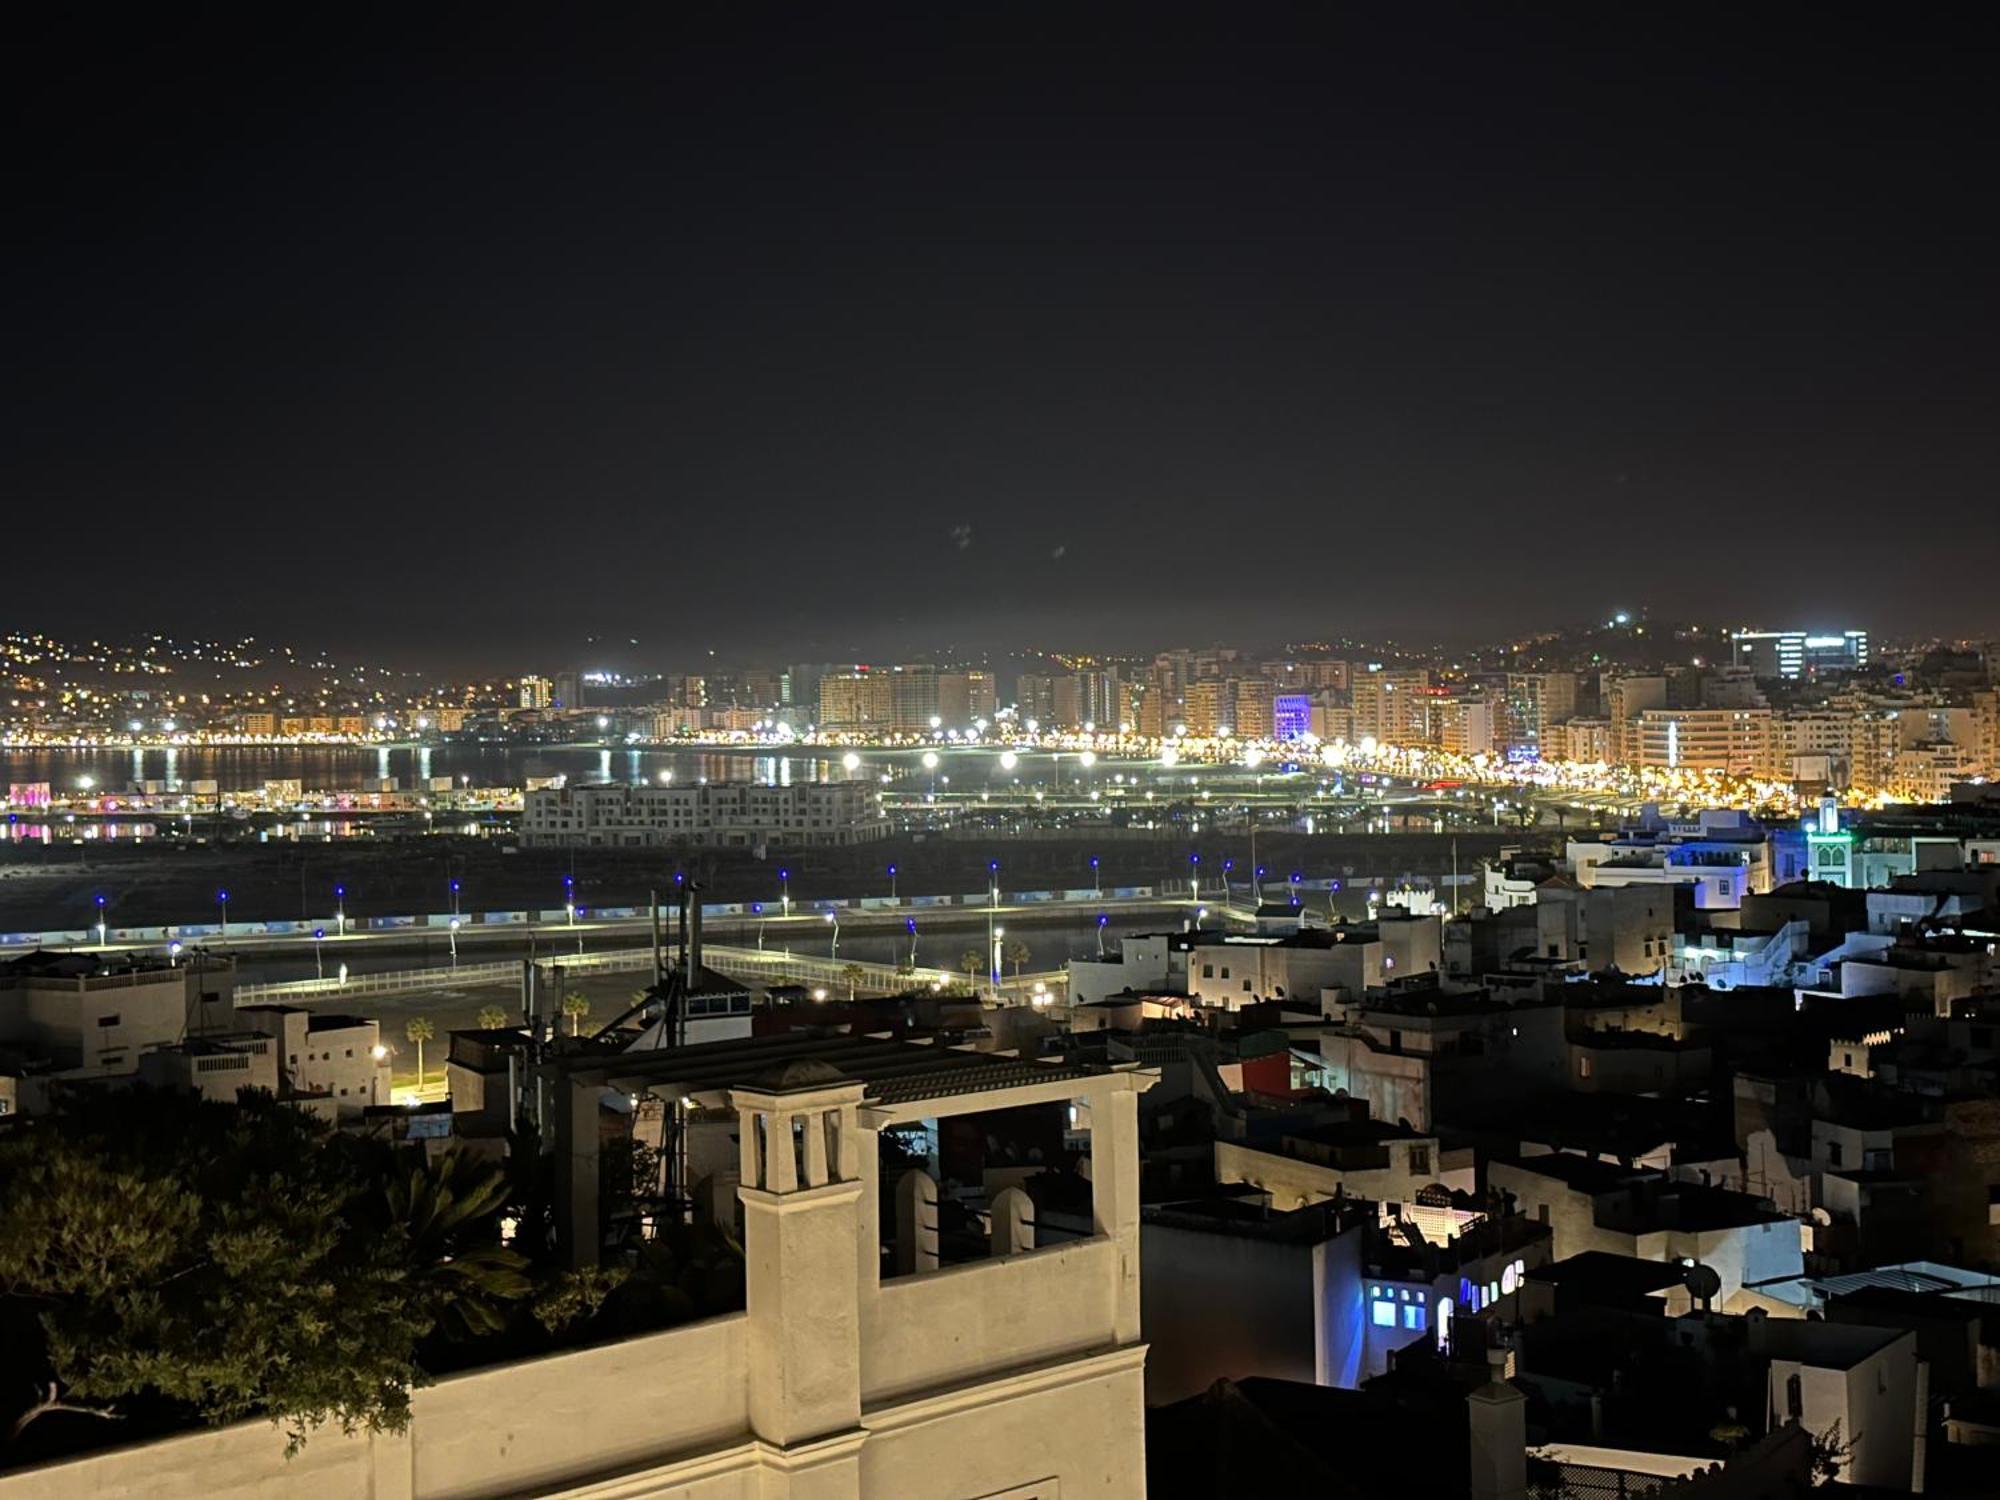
left=97, top=1013, right=121, bottom=1029
left=1408, top=1145, right=1431, bottom=1176
left=1403, top=1303, right=1425, bottom=1331
left=1242, top=980, right=1252, bottom=992
left=1827, top=1140, right=1844, bottom=1169
left=1578, top=1055, right=1593, bottom=1079
left=1220, top=966, right=1230, bottom=980
left=1371, top=1299, right=1396, bottom=1327
left=1201, top=964, right=1214, bottom=979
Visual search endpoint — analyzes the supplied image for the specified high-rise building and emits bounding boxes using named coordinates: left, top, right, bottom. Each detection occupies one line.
left=1501, top=672, right=1577, bottom=759
left=816, top=670, right=895, bottom=730
left=936, top=670, right=997, bottom=729
left=1182, top=681, right=1226, bottom=737
left=1231, top=679, right=1274, bottom=739
left=519, top=675, right=553, bottom=710
left=887, top=664, right=938, bottom=732
left=1351, top=668, right=1430, bottom=746
left=1604, top=676, right=1668, bottom=766
left=1731, top=629, right=1869, bottom=680
left=1631, top=708, right=1775, bottom=777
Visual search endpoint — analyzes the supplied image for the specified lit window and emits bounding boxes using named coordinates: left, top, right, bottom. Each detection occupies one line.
left=1371, top=1300, right=1396, bottom=1328
left=1403, top=1304, right=1426, bottom=1331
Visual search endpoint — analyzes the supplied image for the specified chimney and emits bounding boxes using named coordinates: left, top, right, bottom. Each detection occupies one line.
left=1468, top=1355, right=1527, bottom=1500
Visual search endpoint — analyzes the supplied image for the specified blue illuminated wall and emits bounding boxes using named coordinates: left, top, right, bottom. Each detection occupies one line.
left=1274, top=694, right=1312, bottom=742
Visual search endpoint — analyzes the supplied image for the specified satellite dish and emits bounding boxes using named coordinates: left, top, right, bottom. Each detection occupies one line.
left=1683, top=1261, right=1723, bottom=1310
left=1809, top=1207, right=1832, bottom=1227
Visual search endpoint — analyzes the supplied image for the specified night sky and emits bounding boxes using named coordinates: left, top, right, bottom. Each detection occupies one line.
left=8, top=8, right=1998, bottom=668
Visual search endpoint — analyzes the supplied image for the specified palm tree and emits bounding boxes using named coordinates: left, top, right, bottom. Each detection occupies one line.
left=961, top=948, right=984, bottom=990
left=1003, top=938, right=1031, bottom=980
left=476, top=1004, right=509, bottom=1030
left=561, top=991, right=592, bottom=1036
left=405, top=1016, right=435, bottom=1084
left=838, top=962, right=866, bottom=1001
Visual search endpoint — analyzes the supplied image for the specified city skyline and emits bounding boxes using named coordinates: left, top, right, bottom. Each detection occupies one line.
left=8, top=9, right=2000, bottom=665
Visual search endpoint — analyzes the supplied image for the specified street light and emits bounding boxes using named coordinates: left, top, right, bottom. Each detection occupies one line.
left=217, top=889, right=230, bottom=946
left=313, top=927, right=325, bottom=980
left=335, top=883, right=347, bottom=936
left=1090, top=854, right=1101, bottom=896
left=95, top=894, right=107, bottom=948
left=842, top=751, right=861, bottom=773
left=450, top=877, right=461, bottom=920
left=780, top=868, right=791, bottom=917
left=1096, top=911, right=1109, bottom=958
left=887, top=862, right=898, bottom=900
left=906, top=915, right=919, bottom=967
left=999, top=749, right=1018, bottom=773
left=1289, top=871, right=1302, bottom=908
left=1188, top=853, right=1201, bottom=904
left=1255, top=865, right=1266, bottom=904
left=991, top=924, right=1005, bottom=994
left=449, top=916, right=461, bottom=968
left=823, top=910, right=839, bottom=958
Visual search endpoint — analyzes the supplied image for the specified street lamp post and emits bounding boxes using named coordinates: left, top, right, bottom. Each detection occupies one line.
left=823, top=910, right=839, bottom=959
left=1090, top=854, right=1101, bottom=896
left=335, top=883, right=347, bottom=937
left=95, top=894, right=107, bottom=948
left=1255, top=865, right=1266, bottom=905
left=780, top=868, right=790, bottom=917
left=1289, top=871, right=1302, bottom=908
left=888, top=862, right=898, bottom=901
left=313, top=927, right=325, bottom=980
left=990, top=924, right=1005, bottom=997
left=449, top=916, right=460, bottom=968
left=1188, top=853, right=1201, bottom=905
left=1097, top=912, right=1109, bottom=958
left=450, top=877, right=461, bottom=921
left=217, top=889, right=230, bottom=947
left=906, top=916, right=918, bottom=967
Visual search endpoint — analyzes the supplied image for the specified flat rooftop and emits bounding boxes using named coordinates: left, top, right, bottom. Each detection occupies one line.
left=558, top=1030, right=1101, bottom=1108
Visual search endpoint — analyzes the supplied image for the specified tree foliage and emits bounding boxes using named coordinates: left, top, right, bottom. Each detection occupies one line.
left=0, top=1088, right=531, bottom=1454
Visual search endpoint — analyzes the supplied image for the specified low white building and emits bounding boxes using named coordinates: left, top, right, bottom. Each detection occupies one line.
left=238, top=1005, right=391, bottom=1117
left=0, top=952, right=236, bottom=1080
left=2, top=1034, right=1156, bottom=1500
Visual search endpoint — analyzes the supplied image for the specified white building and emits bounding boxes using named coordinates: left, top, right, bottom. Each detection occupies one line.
left=238, top=1005, right=391, bottom=1117
left=5, top=1034, right=1154, bottom=1500
left=136, top=1033, right=280, bottom=1103
left=522, top=780, right=887, bottom=848
left=0, top=952, right=236, bottom=1080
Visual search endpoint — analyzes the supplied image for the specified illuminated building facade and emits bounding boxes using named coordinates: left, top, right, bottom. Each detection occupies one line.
left=1731, top=628, right=1869, bottom=680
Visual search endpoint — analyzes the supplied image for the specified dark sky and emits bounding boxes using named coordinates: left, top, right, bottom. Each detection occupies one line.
left=8, top=6, right=1998, bottom=669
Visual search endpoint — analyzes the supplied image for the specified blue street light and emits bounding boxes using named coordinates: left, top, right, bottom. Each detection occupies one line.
left=313, top=927, right=326, bottom=980
left=335, top=883, right=347, bottom=936
left=888, top=862, right=898, bottom=900
left=1090, top=854, right=1101, bottom=896
left=780, top=868, right=791, bottom=916
left=906, top=915, right=919, bottom=967
left=1096, top=910, right=1109, bottom=957
left=94, top=893, right=107, bottom=948
left=217, top=889, right=230, bottom=944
